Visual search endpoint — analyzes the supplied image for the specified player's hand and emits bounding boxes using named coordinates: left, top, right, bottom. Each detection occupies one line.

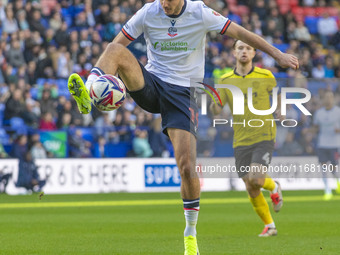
left=275, top=52, right=299, bottom=70
left=212, top=89, right=221, bottom=105
left=209, top=90, right=223, bottom=115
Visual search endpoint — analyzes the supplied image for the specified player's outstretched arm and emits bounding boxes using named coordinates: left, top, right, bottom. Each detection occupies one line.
left=225, top=22, right=299, bottom=70
left=112, top=31, right=133, bottom=47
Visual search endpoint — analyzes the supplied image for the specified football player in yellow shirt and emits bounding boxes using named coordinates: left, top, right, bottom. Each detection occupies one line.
left=210, top=40, right=283, bottom=237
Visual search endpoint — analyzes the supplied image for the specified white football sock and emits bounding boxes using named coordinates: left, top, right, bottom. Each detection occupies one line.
left=184, top=210, right=199, bottom=237
left=265, top=222, right=276, bottom=228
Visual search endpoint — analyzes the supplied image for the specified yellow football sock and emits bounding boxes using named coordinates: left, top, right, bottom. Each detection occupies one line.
left=249, top=192, right=273, bottom=225
left=262, top=176, right=275, bottom=192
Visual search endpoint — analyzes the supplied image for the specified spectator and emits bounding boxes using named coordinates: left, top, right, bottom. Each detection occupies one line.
left=7, top=39, right=25, bottom=68
left=10, top=135, right=28, bottom=160
left=95, top=4, right=111, bottom=25
left=39, top=112, right=57, bottom=130
left=212, top=57, right=232, bottom=83
left=132, top=129, right=153, bottom=158
left=23, top=99, right=40, bottom=128
left=148, top=116, right=168, bottom=157
left=49, top=11, right=63, bottom=32
left=4, top=89, right=26, bottom=123
left=0, top=143, right=8, bottom=158
left=40, top=89, right=57, bottom=117
left=58, top=112, right=72, bottom=129
left=103, top=10, right=122, bottom=41
left=252, top=0, right=267, bottom=22
left=84, top=2, right=96, bottom=27
left=317, top=12, right=338, bottom=47
left=0, top=1, right=5, bottom=24
left=93, top=136, right=108, bottom=158
left=312, top=63, right=326, bottom=78
left=16, top=9, right=29, bottom=31
left=324, top=56, right=335, bottom=78
left=56, top=46, right=73, bottom=78
left=278, top=132, right=304, bottom=156
left=30, top=141, right=48, bottom=159
left=266, top=8, right=285, bottom=36
left=55, top=22, right=69, bottom=47
left=28, top=9, right=46, bottom=36
left=69, top=129, right=92, bottom=158
left=294, top=21, right=311, bottom=43
left=17, top=151, right=46, bottom=192
left=2, top=6, right=19, bottom=34
left=303, top=0, right=316, bottom=6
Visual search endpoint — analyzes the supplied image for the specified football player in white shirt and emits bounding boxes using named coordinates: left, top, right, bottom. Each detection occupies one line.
left=68, top=1, right=299, bottom=254
left=313, top=90, right=340, bottom=200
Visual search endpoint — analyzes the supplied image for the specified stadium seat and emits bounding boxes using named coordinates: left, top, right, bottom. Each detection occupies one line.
left=0, top=128, right=10, bottom=145
left=229, top=13, right=241, bottom=24
left=10, top=117, right=27, bottom=135
left=273, top=43, right=290, bottom=53
left=36, top=78, right=46, bottom=86
left=0, top=103, right=4, bottom=127
left=327, top=7, right=339, bottom=17
left=273, top=72, right=289, bottom=78
left=315, top=7, right=327, bottom=16
left=237, top=5, right=250, bottom=16
left=276, top=78, right=289, bottom=88
left=226, top=0, right=237, bottom=5
left=105, top=142, right=132, bottom=157
left=228, top=4, right=238, bottom=15
left=68, top=127, right=95, bottom=143
left=56, top=79, right=66, bottom=88
left=304, top=16, right=319, bottom=35
left=295, top=14, right=305, bottom=22
left=292, top=6, right=304, bottom=16
left=277, top=0, right=286, bottom=5
left=30, top=87, right=39, bottom=100
left=307, top=80, right=327, bottom=94
left=40, top=18, right=49, bottom=29
left=303, top=7, right=316, bottom=16
left=213, top=142, right=234, bottom=157
left=279, top=5, right=290, bottom=15
left=46, top=78, right=56, bottom=85
left=289, top=0, right=299, bottom=7
left=57, top=88, right=70, bottom=99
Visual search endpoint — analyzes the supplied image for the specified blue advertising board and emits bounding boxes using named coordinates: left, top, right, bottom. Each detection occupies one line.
left=144, top=164, right=181, bottom=187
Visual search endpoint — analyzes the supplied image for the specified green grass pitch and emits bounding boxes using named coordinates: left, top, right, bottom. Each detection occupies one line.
left=0, top=190, right=339, bottom=255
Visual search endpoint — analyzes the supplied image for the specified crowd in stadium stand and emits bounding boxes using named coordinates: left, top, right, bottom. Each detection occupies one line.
left=0, top=0, right=339, bottom=159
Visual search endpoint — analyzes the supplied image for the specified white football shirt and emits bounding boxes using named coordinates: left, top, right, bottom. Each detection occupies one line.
left=313, top=106, right=340, bottom=148
left=122, top=0, right=230, bottom=87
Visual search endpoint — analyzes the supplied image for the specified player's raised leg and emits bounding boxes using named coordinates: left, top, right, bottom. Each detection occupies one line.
left=168, top=128, right=200, bottom=255
left=244, top=163, right=281, bottom=237
left=263, top=175, right=283, bottom=212
left=68, top=73, right=92, bottom=114
left=89, top=41, right=145, bottom=92
left=68, top=33, right=145, bottom=114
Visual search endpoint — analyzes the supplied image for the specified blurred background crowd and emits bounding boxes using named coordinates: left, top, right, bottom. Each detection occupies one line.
left=0, top=0, right=339, bottom=160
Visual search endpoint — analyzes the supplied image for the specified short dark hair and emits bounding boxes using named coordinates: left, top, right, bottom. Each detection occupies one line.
left=232, top=39, right=256, bottom=51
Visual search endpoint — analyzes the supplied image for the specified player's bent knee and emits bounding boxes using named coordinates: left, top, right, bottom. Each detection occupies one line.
left=247, top=177, right=262, bottom=190
left=177, top=159, right=194, bottom=180
left=106, top=42, right=124, bottom=52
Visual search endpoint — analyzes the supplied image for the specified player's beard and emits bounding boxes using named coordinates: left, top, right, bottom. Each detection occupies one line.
left=163, top=0, right=183, bottom=16
left=239, top=56, right=252, bottom=65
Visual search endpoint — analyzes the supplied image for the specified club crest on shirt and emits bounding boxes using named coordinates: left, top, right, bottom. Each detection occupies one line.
left=168, top=19, right=178, bottom=37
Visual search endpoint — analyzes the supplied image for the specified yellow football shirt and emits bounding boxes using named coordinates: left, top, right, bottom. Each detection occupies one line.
left=218, top=67, right=277, bottom=147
